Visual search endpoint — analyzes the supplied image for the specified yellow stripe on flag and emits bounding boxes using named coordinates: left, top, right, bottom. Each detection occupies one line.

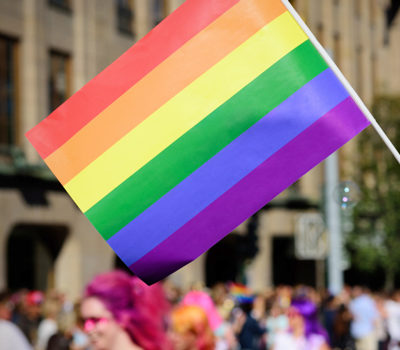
left=65, top=11, right=307, bottom=212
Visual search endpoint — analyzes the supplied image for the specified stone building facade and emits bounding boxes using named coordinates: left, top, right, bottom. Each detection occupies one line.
left=0, top=0, right=178, bottom=299
left=0, top=0, right=399, bottom=299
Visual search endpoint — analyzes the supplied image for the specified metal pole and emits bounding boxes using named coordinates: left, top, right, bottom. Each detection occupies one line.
left=325, top=152, right=343, bottom=295
left=282, top=0, right=400, bottom=164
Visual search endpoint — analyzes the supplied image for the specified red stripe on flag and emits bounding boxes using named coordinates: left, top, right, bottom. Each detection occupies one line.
left=26, top=0, right=241, bottom=158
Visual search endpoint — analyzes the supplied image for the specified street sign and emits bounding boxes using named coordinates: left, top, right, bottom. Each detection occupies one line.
left=295, top=213, right=328, bottom=260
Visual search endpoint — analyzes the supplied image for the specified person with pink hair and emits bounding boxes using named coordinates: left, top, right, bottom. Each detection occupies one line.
left=80, top=270, right=171, bottom=350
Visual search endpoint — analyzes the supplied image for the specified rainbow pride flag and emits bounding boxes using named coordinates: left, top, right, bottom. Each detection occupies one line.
left=229, top=283, right=254, bottom=304
left=26, top=0, right=370, bottom=284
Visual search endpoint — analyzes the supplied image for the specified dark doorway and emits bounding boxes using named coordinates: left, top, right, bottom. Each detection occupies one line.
left=7, top=224, right=69, bottom=291
left=206, top=234, right=243, bottom=287
left=272, top=236, right=316, bottom=286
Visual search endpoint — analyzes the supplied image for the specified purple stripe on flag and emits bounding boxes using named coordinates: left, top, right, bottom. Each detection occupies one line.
left=130, top=97, right=370, bottom=283
left=108, top=68, right=349, bottom=267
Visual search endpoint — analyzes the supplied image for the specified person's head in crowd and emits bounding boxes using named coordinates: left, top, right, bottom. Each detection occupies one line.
left=252, top=293, right=266, bottom=320
left=288, top=298, right=329, bottom=342
left=68, top=301, right=90, bottom=350
left=171, top=304, right=215, bottom=350
left=390, top=289, right=400, bottom=302
left=267, top=300, right=285, bottom=318
left=162, top=279, right=181, bottom=305
left=351, top=285, right=370, bottom=298
left=0, top=290, right=12, bottom=320
left=276, top=285, right=292, bottom=309
left=25, top=290, right=44, bottom=320
left=182, top=290, right=222, bottom=331
left=42, top=299, right=60, bottom=321
left=81, top=270, right=171, bottom=350
left=8, top=289, right=27, bottom=319
left=238, top=299, right=254, bottom=315
left=211, top=283, right=228, bottom=307
left=46, top=333, right=72, bottom=350
left=211, top=283, right=234, bottom=321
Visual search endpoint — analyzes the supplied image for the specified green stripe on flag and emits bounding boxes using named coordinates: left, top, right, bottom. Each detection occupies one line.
left=86, top=40, right=328, bottom=240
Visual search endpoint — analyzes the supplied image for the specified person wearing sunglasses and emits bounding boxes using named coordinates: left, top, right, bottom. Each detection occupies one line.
left=80, top=270, right=171, bottom=350
left=272, top=298, right=330, bottom=350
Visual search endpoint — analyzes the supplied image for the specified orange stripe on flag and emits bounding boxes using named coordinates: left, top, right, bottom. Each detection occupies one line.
left=26, top=0, right=242, bottom=159
left=44, top=0, right=286, bottom=185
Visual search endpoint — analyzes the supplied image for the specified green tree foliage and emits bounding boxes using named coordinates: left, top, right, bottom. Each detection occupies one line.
left=348, top=96, right=400, bottom=290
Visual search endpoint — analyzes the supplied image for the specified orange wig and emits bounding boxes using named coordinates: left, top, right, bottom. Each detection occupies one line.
left=171, top=305, right=215, bottom=350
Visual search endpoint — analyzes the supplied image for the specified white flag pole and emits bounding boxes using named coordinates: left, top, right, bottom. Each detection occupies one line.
left=281, top=0, right=400, bottom=164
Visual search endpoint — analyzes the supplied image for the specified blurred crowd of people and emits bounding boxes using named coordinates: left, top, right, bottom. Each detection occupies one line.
left=1, top=270, right=400, bottom=350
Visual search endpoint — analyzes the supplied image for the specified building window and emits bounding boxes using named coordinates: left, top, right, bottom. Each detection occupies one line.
left=289, top=179, right=301, bottom=195
left=386, top=0, right=400, bottom=30
left=0, top=35, right=18, bottom=146
left=333, top=0, right=340, bottom=30
left=153, top=0, right=167, bottom=27
left=370, top=0, right=377, bottom=24
left=333, top=33, right=341, bottom=67
left=48, top=0, right=72, bottom=12
left=317, top=23, right=324, bottom=45
left=356, top=46, right=363, bottom=96
left=355, top=0, right=362, bottom=18
left=49, top=51, right=71, bottom=113
left=117, top=0, right=135, bottom=36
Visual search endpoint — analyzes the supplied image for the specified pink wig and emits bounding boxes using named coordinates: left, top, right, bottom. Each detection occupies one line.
left=182, top=290, right=222, bottom=331
left=84, top=270, right=171, bottom=350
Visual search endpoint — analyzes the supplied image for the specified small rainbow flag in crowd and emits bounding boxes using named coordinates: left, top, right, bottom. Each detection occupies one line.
left=26, top=0, right=371, bottom=284
left=229, top=283, right=254, bottom=304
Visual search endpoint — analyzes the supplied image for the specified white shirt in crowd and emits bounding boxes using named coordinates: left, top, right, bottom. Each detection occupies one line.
left=0, top=319, right=33, bottom=350
left=36, top=318, right=58, bottom=350
left=273, top=332, right=326, bottom=350
left=386, top=299, right=400, bottom=350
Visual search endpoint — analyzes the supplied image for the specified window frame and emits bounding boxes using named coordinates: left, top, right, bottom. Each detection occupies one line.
left=116, top=0, right=135, bottom=37
left=48, top=50, right=71, bottom=114
left=0, top=34, right=19, bottom=148
left=48, top=0, right=72, bottom=13
left=153, top=0, right=168, bottom=27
